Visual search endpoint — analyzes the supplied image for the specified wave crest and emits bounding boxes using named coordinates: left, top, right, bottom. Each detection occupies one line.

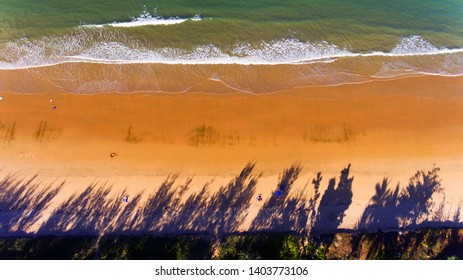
left=392, top=35, right=441, bottom=54
left=1, top=35, right=462, bottom=70
left=81, top=7, right=201, bottom=28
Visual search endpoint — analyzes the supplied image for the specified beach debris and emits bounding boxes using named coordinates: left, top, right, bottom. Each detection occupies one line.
left=256, top=194, right=263, bottom=202
left=275, top=189, right=282, bottom=197
left=110, top=152, right=118, bottom=158
left=122, top=195, right=129, bottom=203
left=49, top=99, right=53, bottom=103
left=52, top=106, right=57, bottom=110
left=0, top=96, right=3, bottom=101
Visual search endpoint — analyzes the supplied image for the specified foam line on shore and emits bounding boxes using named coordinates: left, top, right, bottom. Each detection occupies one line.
left=1, top=36, right=462, bottom=69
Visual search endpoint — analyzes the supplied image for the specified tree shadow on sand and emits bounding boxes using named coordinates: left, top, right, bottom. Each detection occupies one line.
left=250, top=164, right=304, bottom=232
left=0, top=174, right=63, bottom=235
left=356, top=178, right=401, bottom=232
left=249, top=164, right=354, bottom=238
left=357, top=166, right=444, bottom=232
left=200, top=162, right=259, bottom=237
left=3, top=163, right=259, bottom=237
left=135, top=174, right=182, bottom=233
left=311, top=164, right=353, bottom=235
left=299, top=164, right=354, bottom=256
left=353, top=166, right=456, bottom=259
left=164, top=163, right=260, bottom=237
left=38, top=183, right=143, bottom=235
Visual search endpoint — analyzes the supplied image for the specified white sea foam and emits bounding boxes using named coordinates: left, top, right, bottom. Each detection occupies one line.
left=232, top=38, right=352, bottom=63
left=0, top=35, right=462, bottom=70
left=391, top=35, right=440, bottom=54
left=84, top=17, right=189, bottom=28
left=191, top=14, right=202, bottom=21
left=64, top=37, right=463, bottom=67
left=81, top=8, right=201, bottom=28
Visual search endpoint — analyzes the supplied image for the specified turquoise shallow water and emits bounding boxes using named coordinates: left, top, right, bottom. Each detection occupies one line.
left=0, top=1, right=462, bottom=92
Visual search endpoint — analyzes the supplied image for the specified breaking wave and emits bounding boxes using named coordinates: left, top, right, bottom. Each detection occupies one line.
left=81, top=7, right=202, bottom=28
left=1, top=35, right=462, bottom=69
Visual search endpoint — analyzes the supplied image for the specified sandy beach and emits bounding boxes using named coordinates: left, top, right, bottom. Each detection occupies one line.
left=1, top=74, right=463, bottom=236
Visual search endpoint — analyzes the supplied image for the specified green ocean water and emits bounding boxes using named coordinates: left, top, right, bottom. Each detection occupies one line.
left=0, top=0, right=462, bottom=92
left=1, top=0, right=463, bottom=51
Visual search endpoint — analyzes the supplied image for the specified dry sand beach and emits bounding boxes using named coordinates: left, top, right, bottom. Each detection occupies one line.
left=1, top=74, right=463, bottom=236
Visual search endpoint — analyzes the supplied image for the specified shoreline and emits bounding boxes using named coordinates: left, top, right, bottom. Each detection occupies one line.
left=1, top=58, right=462, bottom=94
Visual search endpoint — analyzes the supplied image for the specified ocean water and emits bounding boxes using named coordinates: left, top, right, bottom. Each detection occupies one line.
left=0, top=0, right=462, bottom=93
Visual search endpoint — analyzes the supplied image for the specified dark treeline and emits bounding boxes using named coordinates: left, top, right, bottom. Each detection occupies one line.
left=0, top=229, right=462, bottom=260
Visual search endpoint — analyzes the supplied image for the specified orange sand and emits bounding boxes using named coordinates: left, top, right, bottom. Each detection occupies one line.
left=0, top=75, right=462, bottom=235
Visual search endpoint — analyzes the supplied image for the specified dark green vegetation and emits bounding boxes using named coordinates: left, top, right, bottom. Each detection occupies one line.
left=0, top=229, right=462, bottom=260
